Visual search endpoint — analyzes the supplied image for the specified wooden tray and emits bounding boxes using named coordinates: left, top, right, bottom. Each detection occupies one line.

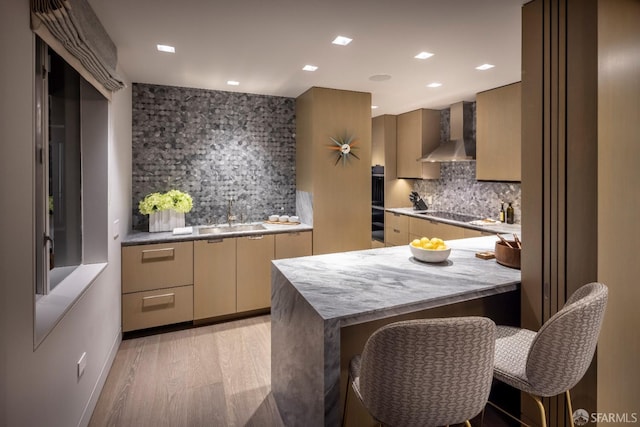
left=264, top=220, right=301, bottom=226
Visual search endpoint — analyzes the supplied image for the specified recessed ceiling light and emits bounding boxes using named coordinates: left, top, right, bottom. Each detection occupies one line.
left=371, top=105, right=379, bottom=109
left=156, top=44, right=175, bottom=53
left=414, top=51, right=434, bottom=60
left=332, top=36, right=353, bottom=46
left=476, top=63, right=495, bottom=70
left=427, top=82, right=442, bottom=88
left=227, top=80, right=240, bottom=86
left=302, top=65, right=318, bottom=72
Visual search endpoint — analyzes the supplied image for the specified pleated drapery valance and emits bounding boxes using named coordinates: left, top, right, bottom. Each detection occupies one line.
left=31, top=0, right=125, bottom=92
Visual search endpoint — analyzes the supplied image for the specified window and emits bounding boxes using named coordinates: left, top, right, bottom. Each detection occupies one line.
left=35, top=38, right=83, bottom=293
left=34, top=37, right=109, bottom=345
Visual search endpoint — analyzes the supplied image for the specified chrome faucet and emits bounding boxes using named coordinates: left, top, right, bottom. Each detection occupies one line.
left=227, top=199, right=237, bottom=226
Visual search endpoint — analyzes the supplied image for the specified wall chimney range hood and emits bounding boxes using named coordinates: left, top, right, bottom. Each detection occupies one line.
left=419, top=101, right=475, bottom=162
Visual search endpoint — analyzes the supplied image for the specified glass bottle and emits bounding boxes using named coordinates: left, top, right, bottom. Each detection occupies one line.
left=499, top=202, right=505, bottom=223
left=506, top=202, right=515, bottom=224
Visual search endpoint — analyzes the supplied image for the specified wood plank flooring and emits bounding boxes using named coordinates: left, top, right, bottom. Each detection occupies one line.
left=90, top=314, right=514, bottom=427
left=89, top=315, right=284, bottom=427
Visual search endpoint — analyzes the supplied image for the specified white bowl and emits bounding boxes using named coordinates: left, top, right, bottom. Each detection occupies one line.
left=279, top=215, right=289, bottom=223
left=289, top=215, right=300, bottom=223
left=409, top=244, right=451, bottom=263
left=269, top=214, right=279, bottom=222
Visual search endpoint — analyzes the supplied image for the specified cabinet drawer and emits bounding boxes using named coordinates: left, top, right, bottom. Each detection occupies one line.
left=122, top=241, right=193, bottom=293
left=122, top=285, right=193, bottom=332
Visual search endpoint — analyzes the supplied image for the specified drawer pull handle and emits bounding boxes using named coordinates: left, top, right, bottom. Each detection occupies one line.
left=141, top=247, right=175, bottom=261
left=248, top=235, right=264, bottom=240
left=207, top=239, right=224, bottom=244
left=393, top=229, right=400, bottom=233
left=142, top=293, right=175, bottom=307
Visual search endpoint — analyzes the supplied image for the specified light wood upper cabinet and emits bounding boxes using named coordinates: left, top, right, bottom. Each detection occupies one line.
left=476, top=82, right=522, bottom=181
left=275, top=231, right=312, bottom=260
left=396, top=109, right=441, bottom=179
left=193, top=238, right=237, bottom=320
left=237, top=234, right=275, bottom=312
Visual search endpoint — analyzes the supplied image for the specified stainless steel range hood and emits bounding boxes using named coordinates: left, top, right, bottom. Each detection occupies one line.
left=419, top=101, right=475, bottom=162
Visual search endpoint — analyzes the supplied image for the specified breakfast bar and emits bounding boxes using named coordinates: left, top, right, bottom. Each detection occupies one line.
left=271, top=235, right=521, bottom=426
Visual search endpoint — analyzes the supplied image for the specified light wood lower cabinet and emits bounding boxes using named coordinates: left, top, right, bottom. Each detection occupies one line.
left=123, top=230, right=313, bottom=330
left=193, top=238, right=237, bottom=320
left=385, top=212, right=410, bottom=246
left=275, top=231, right=312, bottom=259
left=463, top=228, right=493, bottom=238
left=237, top=234, right=275, bottom=312
left=122, top=285, right=193, bottom=333
left=122, top=241, right=194, bottom=332
left=408, top=217, right=466, bottom=242
left=122, top=241, right=193, bottom=293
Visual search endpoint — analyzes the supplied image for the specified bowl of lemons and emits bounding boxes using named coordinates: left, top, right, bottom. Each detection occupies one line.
left=409, top=237, right=451, bottom=263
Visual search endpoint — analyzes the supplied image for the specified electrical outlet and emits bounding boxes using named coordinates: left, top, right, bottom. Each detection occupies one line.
left=427, top=196, right=433, bottom=205
left=113, top=219, right=120, bottom=240
left=77, top=352, right=87, bottom=379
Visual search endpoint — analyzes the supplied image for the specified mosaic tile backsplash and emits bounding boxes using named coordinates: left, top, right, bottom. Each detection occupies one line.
left=413, top=162, right=522, bottom=223
left=132, top=84, right=296, bottom=229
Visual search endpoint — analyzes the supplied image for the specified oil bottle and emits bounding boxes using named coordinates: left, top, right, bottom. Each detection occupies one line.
left=499, top=202, right=505, bottom=223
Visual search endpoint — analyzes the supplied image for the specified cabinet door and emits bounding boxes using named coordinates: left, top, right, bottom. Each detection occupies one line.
left=237, top=234, right=275, bottom=312
left=408, top=217, right=465, bottom=241
left=396, top=109, right=441, bottom=179
left=275, top=231, right=312, bottom=259
left=193, top=238, right=237, bottom=320
left=476, top=82, right=522, bottom=181
left=122, top=241, right=193, bottom=293
left=385, top=212, right=409, bottom=246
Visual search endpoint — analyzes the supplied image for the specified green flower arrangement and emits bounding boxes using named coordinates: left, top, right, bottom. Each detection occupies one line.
left=139, top=190, right=193, bottom=215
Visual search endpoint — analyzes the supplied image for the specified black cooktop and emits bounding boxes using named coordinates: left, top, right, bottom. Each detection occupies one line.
left=419, top=211, right=483, bottom=223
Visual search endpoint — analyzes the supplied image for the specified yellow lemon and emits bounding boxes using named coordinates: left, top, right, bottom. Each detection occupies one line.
left=424, top=242, right=435, bottom=249
left=411, top=239, right=421, bottom=247
left=420, top=237, right=430, bottom=244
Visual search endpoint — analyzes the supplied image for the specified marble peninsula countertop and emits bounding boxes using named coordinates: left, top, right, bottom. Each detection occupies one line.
left=387, top=206, right=521, bottom=235
left=271, top=234, right=521, bottom=426
left=121, top=222, right=313, bottom=246
left=272, top=234, right=520, bottom=327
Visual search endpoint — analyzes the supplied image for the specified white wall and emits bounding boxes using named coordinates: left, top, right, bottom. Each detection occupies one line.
left=0, top=0, right=132, bottom=425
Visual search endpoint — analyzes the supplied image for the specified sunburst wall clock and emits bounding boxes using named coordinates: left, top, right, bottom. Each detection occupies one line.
left=329, top=134, right=360, bottom=166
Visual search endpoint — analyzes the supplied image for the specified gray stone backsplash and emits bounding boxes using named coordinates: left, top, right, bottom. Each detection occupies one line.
left=132, top=84, right=296, bottom=230
left=413, top=162, right=521, bottom=223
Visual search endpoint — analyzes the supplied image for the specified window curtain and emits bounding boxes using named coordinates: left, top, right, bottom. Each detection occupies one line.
left=31, top=0, right=125, bottom=92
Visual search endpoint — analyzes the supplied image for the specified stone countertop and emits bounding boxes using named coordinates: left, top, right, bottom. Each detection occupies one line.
left=122, top=222, right=313, bottom=246
left=386, top=206, right=522, bottom=235
left=272, top=235, right=521, bottom=327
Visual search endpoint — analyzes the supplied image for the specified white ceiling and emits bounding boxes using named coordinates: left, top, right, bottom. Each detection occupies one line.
left=89, top=0, right=526, bottom=115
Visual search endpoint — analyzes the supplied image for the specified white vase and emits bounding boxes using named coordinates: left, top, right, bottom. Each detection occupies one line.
left=149, top=210, right=185, bottom=232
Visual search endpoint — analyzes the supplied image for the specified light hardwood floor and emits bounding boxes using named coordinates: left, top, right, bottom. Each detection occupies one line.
left=89, top=315, right=284, bottom=427
left=90, top=315, right=513, bottom=427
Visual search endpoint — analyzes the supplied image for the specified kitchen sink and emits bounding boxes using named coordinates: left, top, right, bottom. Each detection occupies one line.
left=198, top=223, right=267, bottom=235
